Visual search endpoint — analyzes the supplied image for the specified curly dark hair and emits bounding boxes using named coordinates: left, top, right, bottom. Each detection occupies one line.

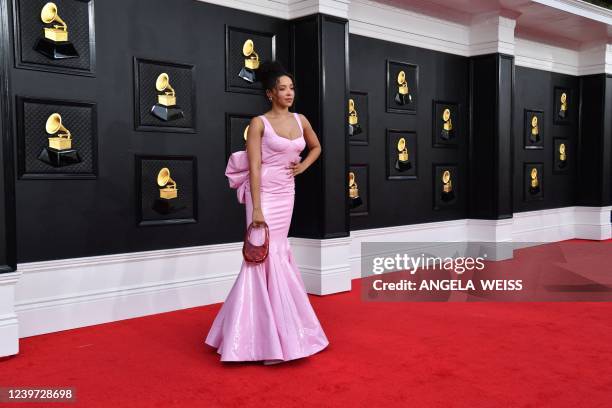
left=258, top=60, right=295, bottom=94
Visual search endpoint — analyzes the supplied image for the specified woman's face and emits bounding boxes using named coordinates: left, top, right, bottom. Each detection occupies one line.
left=267, top=75, right=295, bottom=108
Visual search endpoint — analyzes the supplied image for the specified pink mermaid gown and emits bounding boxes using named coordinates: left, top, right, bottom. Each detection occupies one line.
left=205, top=112, right=329, bottom=363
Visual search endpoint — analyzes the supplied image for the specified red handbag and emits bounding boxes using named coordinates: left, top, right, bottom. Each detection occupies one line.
left=242, top=222, right=270, bottom=263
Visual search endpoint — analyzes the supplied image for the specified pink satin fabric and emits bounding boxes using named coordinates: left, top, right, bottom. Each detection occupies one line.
left=205, top=112, right=330, bottom=363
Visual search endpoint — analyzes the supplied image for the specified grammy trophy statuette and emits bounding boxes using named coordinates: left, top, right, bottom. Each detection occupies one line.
left=243, top=125, right=249, bottom=143
left=348, top=171, right=363, bottom=209
left=34, top=2, right=79, bottom=59
left=530, top=115, right=540, bottom=143
left=558, top=92, right=567, bottom=119
left=394, top=70, right=412, bottom=105
left=559, top=143, right=567, bottom=169
left=153, top=167, right=182, bottom=215
left=441, top=108, right=453, bottom=140
left=150, top=73, right=185, bottom=121
left=238, top=39, right=259, bottom=83
left=37, top=112, right=82, bottom=167
left=529, top=168, right=540, bottom=195
left=441, top=170, right=455, bottom=202
left=394, top=137, right=411, bottom=171
left=348, top=99, right=362, bottom=136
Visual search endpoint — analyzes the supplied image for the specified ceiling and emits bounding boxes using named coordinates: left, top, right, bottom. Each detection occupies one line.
left=374, top=0, right=612, bottom=47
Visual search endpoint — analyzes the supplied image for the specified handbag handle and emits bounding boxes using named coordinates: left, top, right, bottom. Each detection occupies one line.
left=242, top=221, right=270, bottom=263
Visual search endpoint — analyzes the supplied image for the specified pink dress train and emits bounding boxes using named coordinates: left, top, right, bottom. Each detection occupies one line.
left=205, top=112, right=329, bottom=363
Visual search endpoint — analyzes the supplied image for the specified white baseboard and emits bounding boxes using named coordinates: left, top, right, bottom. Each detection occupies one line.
left=291, top=236, right=352, bottom=295
left=0, top=272, right=21, bottom=357
left=7, top=205, right=610, bottom=352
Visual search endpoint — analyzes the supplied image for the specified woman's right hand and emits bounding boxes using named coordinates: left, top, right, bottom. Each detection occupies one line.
left=252, top=207, right=266, bottom=227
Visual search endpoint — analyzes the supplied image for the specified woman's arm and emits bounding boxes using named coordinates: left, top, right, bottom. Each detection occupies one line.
left=289, top=114, right=322, bottom=176
left=246, top=117, right=265, bottom=225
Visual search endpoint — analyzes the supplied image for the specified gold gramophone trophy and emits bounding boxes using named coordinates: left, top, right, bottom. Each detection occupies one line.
left=150, top=73, right=185, bottom=121
left=558, top=92, right=567, bottom=119
left=529, top=167, right=540, bottom=195
left=34, top=2, right=79, bottom=59
left=153, top=167, right=180, bottom=215
left=558, top=143, right=567, bottom=169
left=37, top=113, right=81, bottom=167
left=238, top=39, right=259, bottom=83
left=529, top=115, right=540, bottom=143
left=394, top=70, right=411, bottom=105
left=348, top=99, right=362, bottom=136
left=441, top=108, right=453, bottom=140
left=243, top=125, right=249, bottom=142
left=441, top=170, right=455, bottom=202
left=348, top=171, right=363, bottom=209
left=394, top=137, right=411, bottom=171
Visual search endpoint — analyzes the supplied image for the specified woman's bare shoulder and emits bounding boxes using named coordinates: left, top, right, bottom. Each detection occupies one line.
left=249, top=115, right=264, bottom=128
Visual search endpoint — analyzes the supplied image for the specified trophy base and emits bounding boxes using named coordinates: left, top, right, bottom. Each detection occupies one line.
left=348, top=123, right=362, bottom=136
left=558, top=110, right=566, bottom=119
left=34, top=37, right=79, bottom=59
left=394, top=93, right=411, bottom=105
left=395, top=159, right=412, bottom=171
left=558, top=160, right=567, bottom=169
left=441, top=191, right=455, bottom=202
left=441, top=129, right=454, bottom=141
left=349, top=196, right=363, bottom=209
left=529, top=134, right=540, bottom=144
left=151, top=104, right=185, bottom=121
left=529, top=186, right=541, bottom=195
left=38, top=147, right=81, bottom=167
left=152, top=198, right=186, bottom=215
left=238, top=67, right=257, bottom=83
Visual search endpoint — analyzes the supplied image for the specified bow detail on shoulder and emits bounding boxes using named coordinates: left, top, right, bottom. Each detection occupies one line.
left=225, top=150, right=250, bottom=204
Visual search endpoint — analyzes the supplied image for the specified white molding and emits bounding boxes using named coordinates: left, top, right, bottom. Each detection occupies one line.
left=0, top=271, right=21, bottom=357
left=533, top=0, right=612, bottom=26
left=287, top=0, right=351, bottom=19
left=290, top=236, right=352, bottom=295
left=195, top=0, right=351, bottom=19
left=515, top=37, right=581, bottom=75
left=348, top=0, right=472, bottom=56
left=468, top=13, right=517, bottom=56
left=15, top=242, right=246, bottom=338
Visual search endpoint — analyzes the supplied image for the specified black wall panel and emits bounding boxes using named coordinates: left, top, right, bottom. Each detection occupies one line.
left=1, top=0, right=16, bottom=272
left=513, top=66, right=578, bottom=212
left=9, top=0, right=290, bottom=262
left=349, top=34, right=469, bottom=231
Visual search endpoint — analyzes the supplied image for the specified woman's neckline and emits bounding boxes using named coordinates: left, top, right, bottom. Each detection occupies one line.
left=262, top=113, right=304, bottom=141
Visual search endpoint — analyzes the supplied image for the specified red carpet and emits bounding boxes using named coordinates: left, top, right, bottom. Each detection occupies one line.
left=1, top=240, right=612, bottom=407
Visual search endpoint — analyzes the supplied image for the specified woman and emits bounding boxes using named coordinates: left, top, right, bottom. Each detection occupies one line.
left=205, top=61, right=329, bottom=364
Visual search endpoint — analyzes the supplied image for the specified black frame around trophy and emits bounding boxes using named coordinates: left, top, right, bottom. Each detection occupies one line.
left=225, top=25, right=276, bottom=95
left=135, top=155, right=198, bottom=227
left=433, top=164, right=458, bottom=210
left=133, top=57, right=196, bottom=133
left=12, top=0, right=96, bottom=76
left=16, top=95, right=98, bottom=179
left=225, top=112, right=254, bottom=160
left=432, top=100, right=459, bottom=148
left=552, top=138, right=570, bottom=174
left=386, top=129, right=417, bottom=180
left=386, top=59, right=418, bottom=114
left=523, top=109, right=544, bottom=149
left=553, top=86, right=571, bottom=125
left=349, top=164, right=369, bottom=217
left=348, top=90, right=369, bottom=146
left=524, top=162, right=544, bottom=202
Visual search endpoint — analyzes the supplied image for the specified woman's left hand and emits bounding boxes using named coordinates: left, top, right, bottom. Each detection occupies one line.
left=287, top=160, right=305, bottom=177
